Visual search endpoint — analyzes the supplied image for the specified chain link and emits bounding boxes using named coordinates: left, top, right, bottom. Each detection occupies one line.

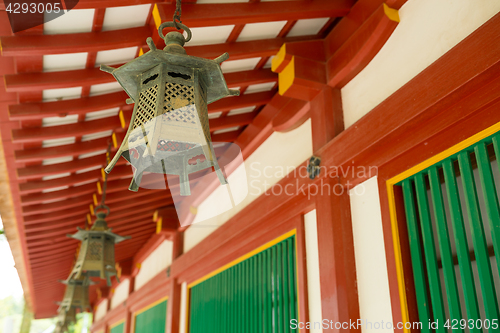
left=173, top=0, right=182, bottom=29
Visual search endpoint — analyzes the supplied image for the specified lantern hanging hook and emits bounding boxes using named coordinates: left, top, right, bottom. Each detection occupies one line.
left=158, top=21, right=192, bottom=43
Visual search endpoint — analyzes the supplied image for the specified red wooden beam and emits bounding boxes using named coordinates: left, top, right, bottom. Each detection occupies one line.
left=12, top=116, right=124, bottom=144
left=20, top=183, right=96, bottom=206
left=327, top=4, right=399, bottom=88
left=9, top=91, right=128, bottom=121
left=5, top=68, right=276, bottom=93
left=15, top=134, right=124, bottom=163
left=17, top=155, right=108, bottom=180
left=0, top=27, right=150, bottom=56
left=185, top=36, right=317, bottom=61
left=210, top=113, right=255, bottom=131
left=0, top=0, right=159, bottom=10
left=208, top=90, right=274, bottom=114
left=19, top=171, right=101, bottom=194
left=12, top=106, right=244, bottom=144
left=154, top=0, right=353, bottom=27
left=22, top=194, right=92, bottom=216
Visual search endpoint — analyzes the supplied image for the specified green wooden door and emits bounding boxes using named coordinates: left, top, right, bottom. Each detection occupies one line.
left=134, top=299, right=167, bottom=333
left=189, top=234, right=298, bottom=333
left=399, top=132, right=500, bottom=332
left=110, top=322, right=124, bottom=333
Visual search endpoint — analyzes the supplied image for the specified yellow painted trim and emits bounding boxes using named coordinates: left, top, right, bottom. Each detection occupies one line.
left=119, top=110, right=126, bottom=129
left=188, top=229, right=297, bottom=288
left=87, top=214, right=92, bottom=226
left=90, top=204, right=94, bottom=216
left=112, top=132, right=118, bottom=149
left=386, top=182, right=410, bottom=333
left=271, top=43, right=287, bottom=73
left=101, top=168, right=106, bottom=181
left=152, top=4, right=161, bottom=30
left=97, top=181, right=102, bottom=195
left=109, top=318, right=125, bottom=330
left=388, top=120, right=500, bottom=186
left=134, top=295, right=169, bottom=317
left=139, top=48, right=144, bottom=57
left=386, top=120, right=500, bottom=333
left=93, top=193, right=98, bottom=206
left=383, top=3, right=400, bottom=22
left=153, top=209, right=158, bottom=222
left=278, top=56, right=295, bottom=96
left=156, top=217, right=162, bottom=234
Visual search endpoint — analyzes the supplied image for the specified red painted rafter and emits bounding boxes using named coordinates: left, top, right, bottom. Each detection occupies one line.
left=12, top=107, right=253, bottom=145
left=0, top=26, right=151, bottom=56
left=9, top=91, right=129, bottom=121
left=9, top=90, right=272, bottom=121
left=14, top=134, right=125, bottom=163
left=154, top=0, right=353, bottom=27
left=12, top=116, right=124, bottom=144
left=5, top=68, right=276, bottom=93
left=0, top=0, right=159, bottom=10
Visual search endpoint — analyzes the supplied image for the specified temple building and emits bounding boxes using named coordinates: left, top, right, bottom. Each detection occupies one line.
left=0, top=0, right=499, bottom=332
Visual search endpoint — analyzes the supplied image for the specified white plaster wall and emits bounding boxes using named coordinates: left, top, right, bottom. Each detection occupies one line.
left=94, top=299, right=108, bottom=322
left=349, top=177, right=393, bottom=333
left=304, top=210, right=323, bottom=333
left=184, top=119, right=313, bottom=253
left=134, top=240, right=173, bottom=290
left=110, top=278, right=130, bottom=309
left=342, top=0, right=500, bottom=128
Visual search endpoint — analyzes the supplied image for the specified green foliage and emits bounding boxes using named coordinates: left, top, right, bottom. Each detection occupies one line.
left=0, top=295, right=24, bottom=318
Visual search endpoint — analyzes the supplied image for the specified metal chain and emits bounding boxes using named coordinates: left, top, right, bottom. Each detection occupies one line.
left=173, top=0, right=182, bottom=29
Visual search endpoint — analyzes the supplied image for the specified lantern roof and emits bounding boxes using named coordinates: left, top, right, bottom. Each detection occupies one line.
left=68, top=210, right=130, bottom=244
left=105, top=47, right=234, bottom=105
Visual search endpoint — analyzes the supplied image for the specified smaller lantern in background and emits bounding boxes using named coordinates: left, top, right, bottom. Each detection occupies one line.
left=101, top=11, right=239, bottom=196
left=58, top=274, right=92, bottom=313
left=54, top=306, right=76, bottom=333
left=67, top=205, right=130, bottom=286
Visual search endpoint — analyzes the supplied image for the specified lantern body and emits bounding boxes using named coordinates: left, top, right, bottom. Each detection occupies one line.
left=55, top=306, right=76, bottom=333
left=102, top=33, right=238, bottom=195
left=68, top=215, right=129, bottom=286
left=59, top=275, right=91, bottom=312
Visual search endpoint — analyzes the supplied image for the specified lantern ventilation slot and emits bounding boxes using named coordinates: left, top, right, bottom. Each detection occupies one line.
left=142, top=74, right=158, bottom=85
left=168, top=72, right=191, bottom=80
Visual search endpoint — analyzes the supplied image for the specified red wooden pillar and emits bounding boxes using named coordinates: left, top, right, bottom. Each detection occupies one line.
left=310, top=86, right=343, bottom=151
left=124, top=277, right=135, bottom=333
left=166, top=231, right=184, bottom=333
left=315, top=176, right=360, bottom=332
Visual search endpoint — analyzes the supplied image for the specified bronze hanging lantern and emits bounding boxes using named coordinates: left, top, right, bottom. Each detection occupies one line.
left=100, top=1, right=239, bottom=196
left=55, top=306, right=76, bottom=333
left=58, top=274, right=92, bottom=313
left=67, top=205, right=130, bottom=286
